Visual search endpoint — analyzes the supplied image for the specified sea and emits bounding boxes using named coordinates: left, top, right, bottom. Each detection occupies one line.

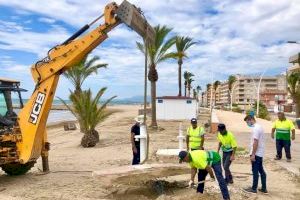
left=0, top=98, right=141, bottom=125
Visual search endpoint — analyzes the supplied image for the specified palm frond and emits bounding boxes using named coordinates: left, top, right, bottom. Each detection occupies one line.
left=136, top=41, right=145, bottom=54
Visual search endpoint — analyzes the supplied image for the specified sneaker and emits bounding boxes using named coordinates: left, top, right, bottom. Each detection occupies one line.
left=274, top=157, right=281, bottom=160
left=258, top=189, right=269, bottom=194
left=287, top=159, right=292, bottom=162
left=228, top=179, right=234, bottom=184
left=243, top=187, right=257, bottom=194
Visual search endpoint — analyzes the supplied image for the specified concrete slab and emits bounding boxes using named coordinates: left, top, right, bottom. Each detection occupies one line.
left=276, top=161, right=300, bottom=176
left=92, top=163, right=188, bottom=178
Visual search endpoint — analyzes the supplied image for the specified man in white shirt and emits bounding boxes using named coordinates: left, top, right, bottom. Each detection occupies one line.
left=243, top=115, right=268, bottom=194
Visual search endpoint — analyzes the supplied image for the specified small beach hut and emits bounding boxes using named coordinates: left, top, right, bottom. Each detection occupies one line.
left=156, top=96, right=197, bottom=120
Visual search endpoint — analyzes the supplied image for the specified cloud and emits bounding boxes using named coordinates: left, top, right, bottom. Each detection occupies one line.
left=0, top=20, right=69, bottom=58
left=0, top=0, right=300, bottom=99
left=38, top=17, right=56, bottom=24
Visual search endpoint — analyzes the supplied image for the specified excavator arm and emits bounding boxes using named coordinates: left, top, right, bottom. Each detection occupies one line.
left=13, top=0, right=154, bottom=165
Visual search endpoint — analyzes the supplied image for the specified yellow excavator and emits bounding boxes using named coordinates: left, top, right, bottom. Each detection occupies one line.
left=0, top=0, right=154, bottom=175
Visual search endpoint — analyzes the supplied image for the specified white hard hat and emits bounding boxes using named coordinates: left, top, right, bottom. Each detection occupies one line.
left=134, top=115, right=144, bottom=123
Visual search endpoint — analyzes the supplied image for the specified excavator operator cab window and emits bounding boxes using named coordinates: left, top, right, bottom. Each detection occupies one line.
left=0, top=93, right=7, bottom=116
left=0, top=79, right=27, bottom=129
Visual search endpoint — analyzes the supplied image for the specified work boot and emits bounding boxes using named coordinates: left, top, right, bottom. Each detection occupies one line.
left=274, top=156, right=281, bottom=160
left=258, top=188, right=269, bottom=194
left=243, top=187, right=257, bottom=194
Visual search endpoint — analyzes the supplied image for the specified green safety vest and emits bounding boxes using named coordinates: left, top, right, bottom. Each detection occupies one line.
left=217, top=131, right=237, bottom=152
left=273, top=119, right=295, bottom=140
left=189, top=150, right=221, bottom=169
left=187, top=126, right=204, bottom=149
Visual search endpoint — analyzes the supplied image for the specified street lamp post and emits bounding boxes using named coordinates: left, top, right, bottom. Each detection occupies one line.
left=210, top=70, right=214, bottom=113
left=249, top=68, right=268, bottom=116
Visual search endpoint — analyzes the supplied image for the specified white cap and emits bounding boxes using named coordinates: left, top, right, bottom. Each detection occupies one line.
left=134, top=115, right=144, bottom=123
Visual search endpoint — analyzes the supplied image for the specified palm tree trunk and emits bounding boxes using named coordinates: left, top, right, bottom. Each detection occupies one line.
left=214, top=93, right=217, bottom=106
left=184, top=85, right=187, bottom=97
left=150, top=81, right=157, bottom=128
left=178, top=60, right=182, bottom=96
left=187, top=85, right=190, bottom=97
left=295, top=99, right=300, bottom=118
left=228, top=90, right=231, bottom=106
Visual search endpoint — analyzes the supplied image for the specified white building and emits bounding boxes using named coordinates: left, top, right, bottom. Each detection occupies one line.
left=156, top=96, right=197, bottom=120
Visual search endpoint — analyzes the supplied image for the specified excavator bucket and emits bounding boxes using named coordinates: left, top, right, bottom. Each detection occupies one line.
left=116, top=0, right=155, bottom=44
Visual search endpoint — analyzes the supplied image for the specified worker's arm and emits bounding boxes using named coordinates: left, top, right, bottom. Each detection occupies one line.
left=291, top=129, right=296, bottom=140
left=131, top=132, right=137, bottom=154
left=231, top=147, right=236, bottom=161
left=217, top=142, right=222, bottom=153
left=290, top=120, right=296, bottom=140
left=186, top=135, right=190, bottom=150
left=250, top=139, right=258, bottom=162
left=205, top=165, right=215, bottom=179
left=200, top=135, right=204, bottom=150
left=230, top=134, right=237, bottom=161
left=190, top=167, right=197, bottom=183
left=271, top=128, right=276, bottom=139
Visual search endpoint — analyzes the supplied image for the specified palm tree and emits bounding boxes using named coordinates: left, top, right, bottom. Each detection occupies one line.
left=63, top=55, right=107, bottom=132
left=195, top=85, right=201, bottom=101
left=187, top=77, right=194, bottom=97
left=183, top=71, right=194, bottom=97
left=63, top=56, right=107, bottom=95
left=172, top=36, right=197, bottom=96
left=59, top=88, right=116, bottom=147
left=183, top=72, right=188, bottom=97
left=287, top=72, right=300, bottom=117
left=213, top=80, right=221, bottom=105
left=193, top=89, right=197, bottom=98
left=196, top=85, right=202, bottom=93
left=136, top=25, right=176, bottom=128
left=228, top=75, right=236, bottom=107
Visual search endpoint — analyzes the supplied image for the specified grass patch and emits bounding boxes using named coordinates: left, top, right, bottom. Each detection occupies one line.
left=236, top=146, right=248, bottom=155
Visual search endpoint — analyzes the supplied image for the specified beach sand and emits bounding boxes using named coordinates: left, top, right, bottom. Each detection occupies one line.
left=0, top=105, right=299, bottom=200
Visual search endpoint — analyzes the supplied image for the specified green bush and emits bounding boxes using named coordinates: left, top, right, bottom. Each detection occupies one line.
left=232, top=107, right=243, bottom=113
left=253, top=101, right=270, bottom=120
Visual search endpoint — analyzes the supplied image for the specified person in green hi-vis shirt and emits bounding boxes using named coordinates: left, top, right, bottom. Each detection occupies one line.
left=272, top=112, right=296, bottom=162
left=178, top=150, right=230, bottom=200
left=186, top=118, right=205, bottom=151
left=217, top=123, right=237, bottom=184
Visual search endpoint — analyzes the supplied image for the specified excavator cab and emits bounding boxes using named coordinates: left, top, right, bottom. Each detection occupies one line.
left=0, top=78, right=26, bottom=131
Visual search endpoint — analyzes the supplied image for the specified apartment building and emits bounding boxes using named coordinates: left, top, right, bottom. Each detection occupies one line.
left=217, top=81, right=229, bottom=106
left=232, top=74, right=287, bottom=106
left=203, top=74, right=287, bottom=109
left=288, top=53, right=300, bottom=73
left=206, top=85, right=215, bottom=107
left=201, top=91, right=208, bottom=107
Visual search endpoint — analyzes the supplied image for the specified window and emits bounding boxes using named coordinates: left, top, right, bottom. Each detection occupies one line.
left=186, top=100, right=192, bottom=104
left=0, top=93, right=7, bottom=116
left=157, top=99, right=163, bottom=103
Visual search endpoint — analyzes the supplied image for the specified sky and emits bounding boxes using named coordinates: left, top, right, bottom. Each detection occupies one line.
left=0, top=0, right=300, bottom=100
